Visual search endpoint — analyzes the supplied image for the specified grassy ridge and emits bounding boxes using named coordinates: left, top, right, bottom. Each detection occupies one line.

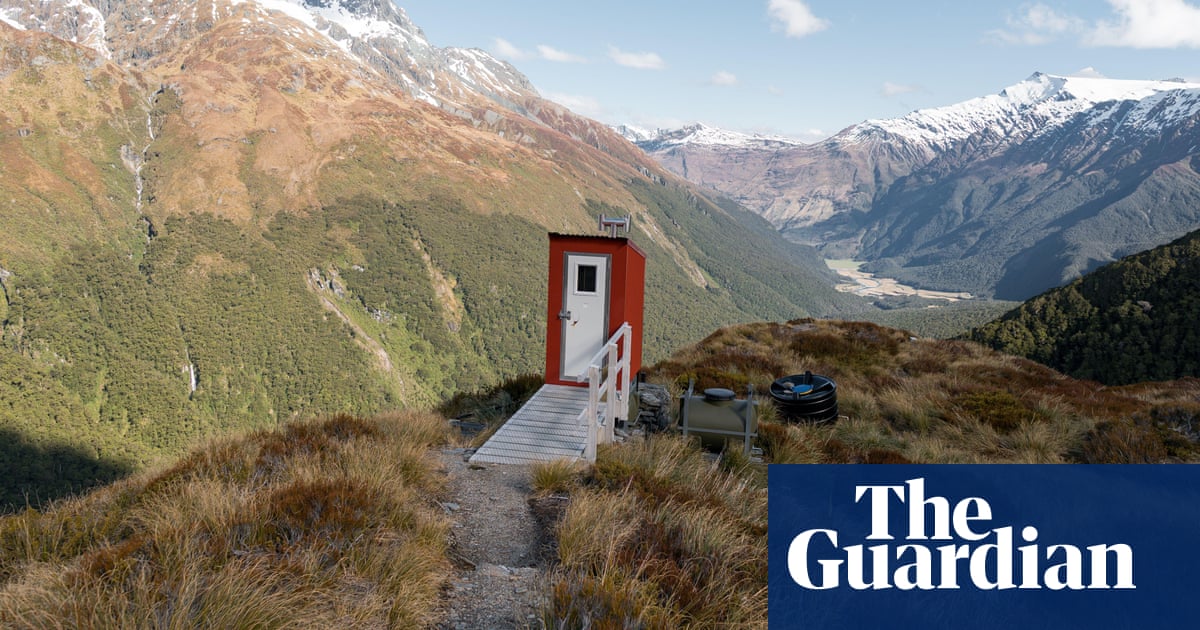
left=535, top=318, right=1200, bottom=626
left=0, top=411, right=451, bottom=628
left=648, top=319, right=1200, bottom=465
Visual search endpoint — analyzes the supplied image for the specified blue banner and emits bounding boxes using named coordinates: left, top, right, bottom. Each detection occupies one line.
left=768, top=465, right=1200, bottom=629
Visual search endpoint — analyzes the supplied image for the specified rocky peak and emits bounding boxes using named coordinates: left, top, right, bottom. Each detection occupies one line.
left=0, top=0, right=540, bottom=113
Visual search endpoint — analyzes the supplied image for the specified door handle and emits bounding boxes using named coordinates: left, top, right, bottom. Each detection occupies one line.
left=558, top=310, right=572, bottom=320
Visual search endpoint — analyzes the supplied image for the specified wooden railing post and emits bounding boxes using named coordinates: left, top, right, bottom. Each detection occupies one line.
left=585, top=364, right=600, bottom=462
left=619, top=323, right=631, bottom=424
left=579, top=322, right=634, bottom=462
left=604, top=342, right=618, bottom=444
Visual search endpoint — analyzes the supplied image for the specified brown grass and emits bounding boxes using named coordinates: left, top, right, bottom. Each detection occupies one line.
left=536, top=318, right=1200, bottom=626
left=539, top=319, right=1200, bottom=630
left=546, top=436, right=767, bottom=628
left=0, top=411, right=452, bottom=628
left=1077, top=405, right=1200, bottom=464
left=644, top=318, right=1200, bottom=465
left=531, top=459, right=584, bottom=496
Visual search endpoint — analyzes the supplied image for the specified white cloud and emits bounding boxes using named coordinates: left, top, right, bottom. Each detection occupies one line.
left=767, top=85, right=784, bottom=96
left=767, top=0, right=830, bottom=38
left=1023, top=3, right=1081, bottom=31
left=989, top=0, right=1200, bottom=48
left=545, top=92, right=606, bottom=119
left=493, top=38, right=530, bottom=60
left=608, top=46, right=666, bottom=70
left=987, top=3, right=1085, bottom=45
left=495, top=39, right=588, bottom=63
left=881, top=81, right=920, bottom=97
left=1088, top=0, right=1200, bottom=48
left=709, top=71, right=739, bottom=86
left=1070, top=66, right=1108, bottom=78
left=537, top=44, right=586, bottom=63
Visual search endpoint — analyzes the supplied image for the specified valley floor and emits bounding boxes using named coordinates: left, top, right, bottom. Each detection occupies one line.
left=826, top=259, right=973, bottom=301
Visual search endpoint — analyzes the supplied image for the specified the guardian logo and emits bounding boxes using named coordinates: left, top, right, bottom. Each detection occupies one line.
left=787, top=478, right=1135, bottom=591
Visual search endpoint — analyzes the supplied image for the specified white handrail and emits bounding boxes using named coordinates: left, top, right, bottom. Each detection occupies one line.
left=579, top=322, right=632, bottom=462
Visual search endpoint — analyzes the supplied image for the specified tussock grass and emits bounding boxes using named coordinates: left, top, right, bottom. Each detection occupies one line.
left=546, top=435, right=767, bottom=628
left=537, top=318, right=1199, bottom=627
left=756, top=421, right=824, bottom=464
left=531, top=459, right=583, bottom=496
left=646, top=318, right=1200, bottom=465
left=0, top=411, right=452, bottom=628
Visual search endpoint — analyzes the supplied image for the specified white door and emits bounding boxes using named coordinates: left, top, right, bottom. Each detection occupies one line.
left=560, top=253, right=610, bottom=381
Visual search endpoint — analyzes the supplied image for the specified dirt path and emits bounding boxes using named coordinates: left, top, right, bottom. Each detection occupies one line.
left=436, top=448, right=549, bottom=630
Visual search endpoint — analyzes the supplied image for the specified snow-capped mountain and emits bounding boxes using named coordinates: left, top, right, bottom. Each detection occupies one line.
left=616, top=122, right=806, bottom=150
left=632, top=72, right=1200, bottom=300
left=845, top=72, right=1200, bottom=154
left=0, top=0, right=539, bottom=114
left=612, top=124, right=655, bottom=143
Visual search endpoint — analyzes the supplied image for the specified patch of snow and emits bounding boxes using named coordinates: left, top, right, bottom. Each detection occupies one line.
left=303, top=1, right=402, bottom=40
left=50, top=0, right=112, bottom=59
left=0, top=7, right=26, bottom=30
left=1113, top=87, right=1200, bottom=133
left=612, top=124, right=654, bottom=143
left=247, top=1, right=532, bottom=105
left=231, top=0, right=363, bottom=60
left=444, top=47, right=522, bottom=97
left=415, top=90, right=440, bottom=108
left=240, top=0, right=435, bottom=64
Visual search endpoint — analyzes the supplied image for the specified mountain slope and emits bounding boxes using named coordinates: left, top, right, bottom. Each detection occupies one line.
left=633, top=73, right=1200, bottom=300
left=968, top=228, right=1200, bottom=385
left=0, top=0, right=861, bottom=508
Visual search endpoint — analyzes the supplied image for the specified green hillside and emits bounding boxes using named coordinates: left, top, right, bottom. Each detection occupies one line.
left=968, top=228, right=1200, bottom=384
left=0, top=182, right=860, bottom=512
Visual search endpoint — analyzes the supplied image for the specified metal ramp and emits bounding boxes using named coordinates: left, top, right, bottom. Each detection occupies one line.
left=468, top=384, right=598, bottom=465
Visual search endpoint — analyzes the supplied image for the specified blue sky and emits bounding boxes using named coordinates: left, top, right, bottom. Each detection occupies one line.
left=397, top=1, right=1200, bottom=141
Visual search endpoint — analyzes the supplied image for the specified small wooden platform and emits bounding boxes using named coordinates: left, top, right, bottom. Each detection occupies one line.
left=469, top=384, right=597, bottom=465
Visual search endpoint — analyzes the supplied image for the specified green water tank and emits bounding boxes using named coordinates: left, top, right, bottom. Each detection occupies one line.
left=678, top=385, right=757, bottom=454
